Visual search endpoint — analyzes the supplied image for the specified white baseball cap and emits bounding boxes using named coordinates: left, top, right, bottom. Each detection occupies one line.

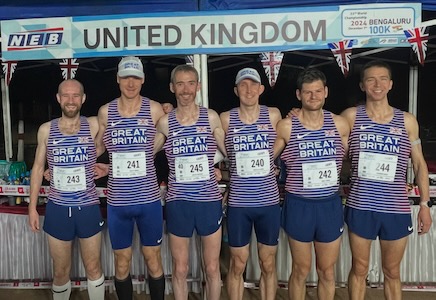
left=235, top=67, right=261, bottom=85
left=117, top=56, right=144, bottom=79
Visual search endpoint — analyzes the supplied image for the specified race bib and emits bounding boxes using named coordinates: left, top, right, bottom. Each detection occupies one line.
left=175, top=154, right=210, bottom=182
left=235, top=150, right=269, bottom=177
left=302, top=160, right=338, bottom=188
left=358, top=151, right=397, bottom=182
left=112, top=151, right=146, bottom=178
left=53, top=166, right=86, bottom=191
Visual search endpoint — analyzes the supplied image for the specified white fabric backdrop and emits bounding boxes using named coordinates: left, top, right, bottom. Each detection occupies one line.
left=246, top=205, right=436, bottom=286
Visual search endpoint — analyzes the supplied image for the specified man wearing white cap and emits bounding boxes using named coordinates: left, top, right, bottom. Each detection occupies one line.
left=220, top=67, right=282, bottom=300
left=95, top=56, right=166, bottom=300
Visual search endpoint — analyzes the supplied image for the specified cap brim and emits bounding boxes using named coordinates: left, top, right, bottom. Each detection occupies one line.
left=117, top=70, right=144, bottom=79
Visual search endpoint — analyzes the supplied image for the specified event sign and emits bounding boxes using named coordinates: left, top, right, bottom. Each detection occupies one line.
left=0, top=3, right=421, bottom=61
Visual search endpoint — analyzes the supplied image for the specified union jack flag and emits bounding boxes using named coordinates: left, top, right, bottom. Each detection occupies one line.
left=404, top=27, right=428, bottom=66
left=259, top=52, right=283, bottom=88
left=257, top=124, right=268, bottom=130
left=196, top=126, right=207, bottom=133
left=185, top=55, right=194, bottom=66
left=138, top=119, right=149, bottom=126
left=1, top=59, right=18, bottom=85
left=59, top=58, right=79, bottom=79
left=389, top=127, right=402, bottom=135
left=328, top=39, right=354, bottom=77
left=78, top=136, right=89, bottom=143
left=324, top=130, right=335, bottom=137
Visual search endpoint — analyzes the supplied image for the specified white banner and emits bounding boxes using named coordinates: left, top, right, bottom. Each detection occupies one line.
left=0, top=3, right=421, bottom=61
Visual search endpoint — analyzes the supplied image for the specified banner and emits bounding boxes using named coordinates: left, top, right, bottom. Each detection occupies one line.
left=1, top=3, right=421, bottom=61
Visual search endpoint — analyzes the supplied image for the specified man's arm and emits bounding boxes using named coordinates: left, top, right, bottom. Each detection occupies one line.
left=154, top=114, right=169, bottom=155
left=405, top=112, right=432, bottom=235
left=95, top=104, right=108, bottom=157
left=150, top=99, right=166, bottom=126
left=273, top=118, right=292, bottom=160
left=209, top=109, right=227, bottom=157
left=28, top=122, right=50, bottom=232
left=268, top=107, right=282, bottom=130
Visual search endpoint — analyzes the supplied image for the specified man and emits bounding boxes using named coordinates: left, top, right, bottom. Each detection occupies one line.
left=220, top=67, right=281, bottom=300
left=95, top=56, right=166, bottom=300
left=274, top=68, right=349, bottom=300
left=341, top=60, right=432, bottom=300
left=28, top=79, right=105, bottom=300
left=155, top=64, right=226, bottom=300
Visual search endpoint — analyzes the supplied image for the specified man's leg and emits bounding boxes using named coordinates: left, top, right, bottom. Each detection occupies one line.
left=47, top=235, right=72, bottom=300
left=113, top=247, right=133, bottom=300
left=257, top=243, right=278, bottom=300
left=380, top=237, right=408, bottom=300
left=348, top=231, right=372, bottom=300
left=226, top=245, right=250, bottom=300
left=79, top=232, right=104, bottom=300
left=288, top=237, right=313, bottom=300
left=142, top=245, right=165, bottom=300
left=169, top=234, right=190, bottom=300
left=202, top=227, right=222, bottom=300
left=314, top=237, right=341, bottom=300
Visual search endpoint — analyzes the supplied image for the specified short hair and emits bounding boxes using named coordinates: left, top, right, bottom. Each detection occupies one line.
left=58, top=79, right=84, bottom=95
left=296, top=68, right=327, bottom=90
left=360, top=60, right=392, bottom=81
left=170, top=65, right=199, bottom=84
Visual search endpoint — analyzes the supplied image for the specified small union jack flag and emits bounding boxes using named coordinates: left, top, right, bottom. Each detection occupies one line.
left=78, top=136, right=89, bottom=143
left=328, top=39, right=354, bottom=77
left=185, top=55, right=194, bottom=66
left=1, top=59, right=18, bottom=85
left=196, top=126, right=207, bottom=133
left=404, top=27, right=428, bottom=66
left=324, top=130, right=335, bottom=137
left=59, top=58, right=79, bottom=79
left=260, top=52, right=283, bottom=88
left=389, top=127, right=402, bottom=135
left=138, top=119, right=149, bottom=126
left=257, top=124, right=268, bottom=130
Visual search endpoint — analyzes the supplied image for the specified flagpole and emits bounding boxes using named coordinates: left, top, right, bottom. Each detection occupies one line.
left=1, top=76, right=13, bottom=161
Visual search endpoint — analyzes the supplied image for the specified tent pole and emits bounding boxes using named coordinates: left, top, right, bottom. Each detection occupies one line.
left=407, top=65, right=418, bottom=183
left=1, top=77, right=13, bottom=161
left=200, top=54, right=209, bottom=108
left=193, top=54, right=203, bottom=106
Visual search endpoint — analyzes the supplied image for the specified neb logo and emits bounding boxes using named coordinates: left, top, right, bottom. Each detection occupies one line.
left=7, top=27, right=63, bottom=50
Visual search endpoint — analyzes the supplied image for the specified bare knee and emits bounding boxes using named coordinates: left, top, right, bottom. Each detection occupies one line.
left=352, top=258, right=369, bottom=278
left=316, top=266, right=335, bottom=283
left=83, top=259, right=102, bottom=280
left=144, top=250, right=163, bottom=276
left=229, top=255, right=247, bottom=277
left=114, top=254, right=132, bottom=279
left=173, top=261, right=189, bottom=280
left=204, top=260, right=220, bottom=280
left=259, top=256, right=276, bottom=276
left=382, top=266, right=401, bottom=281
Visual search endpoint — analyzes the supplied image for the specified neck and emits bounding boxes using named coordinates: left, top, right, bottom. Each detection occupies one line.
left=300, top=109, right=324, bottom=130
left=239, top=104, right=260, bottom=124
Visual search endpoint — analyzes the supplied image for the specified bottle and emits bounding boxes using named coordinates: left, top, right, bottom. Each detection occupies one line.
left=159, top=181, right=167, bottom=206
left=13, top=176, right=22, bottom=205
left=7, top=176, right=15, bottom=206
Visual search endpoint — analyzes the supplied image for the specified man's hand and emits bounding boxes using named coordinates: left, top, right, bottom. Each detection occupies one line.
left=287, top=107, right=301, bottom=118
left=94, top=163, right=109, bottom=180
left=43, top=169, right=50, bottom=181
left=28, top=208, right=40, bottom=232
left=417, top=205, right=432, bottom=235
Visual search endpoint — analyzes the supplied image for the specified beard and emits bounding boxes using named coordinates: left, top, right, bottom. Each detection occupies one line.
left=61, top=105, right=80, bottom=118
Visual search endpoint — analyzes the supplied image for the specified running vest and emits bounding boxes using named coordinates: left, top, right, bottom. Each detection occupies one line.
left=103, top=97, right=160, bottom=206
left=47, top=116, right=98, bottom=206
left=347, top=105, right=411, bottom=213
left=225, top=105, right=279, bottom=207
left=281, top=110, right=344, bottom=198
left=164, top=106, right=221, bottom=203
